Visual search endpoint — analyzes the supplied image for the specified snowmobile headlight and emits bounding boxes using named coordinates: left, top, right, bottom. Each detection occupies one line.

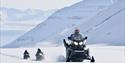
left=74, top=42, right=78, bottom=45
left=39, top=53, right=42, bottom=55
left=79, top=42, right=83, bottom=45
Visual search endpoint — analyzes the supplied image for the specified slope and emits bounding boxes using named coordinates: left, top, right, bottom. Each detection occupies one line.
left=46, top=0, right=125, bottom=46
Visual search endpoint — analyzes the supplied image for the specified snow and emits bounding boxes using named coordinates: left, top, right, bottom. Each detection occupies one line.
left=0, top=45, right=125, bottom=63
left=0, top=8, right=56, bottom=21
left=77, top=0, right=125, bottom=45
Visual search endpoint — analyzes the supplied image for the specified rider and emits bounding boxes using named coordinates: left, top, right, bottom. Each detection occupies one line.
left=23, top=50, right=30, bottom=59
left=35, top=48, right=43, bottom=60
left=36, top=48, right=43, bottom=56
left=68, top=28, right=86, bottom=42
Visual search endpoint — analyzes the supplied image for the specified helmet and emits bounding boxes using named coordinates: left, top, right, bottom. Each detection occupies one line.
left=74, top=28, right=80, bottom=33
left=38, top=48, right=41, bottom=51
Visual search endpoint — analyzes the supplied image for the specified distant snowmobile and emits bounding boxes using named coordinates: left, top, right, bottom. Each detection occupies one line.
left=23, top=50, right=30, bottom=59
left=35, top=48, right=44, bottom=61
left=63, top=37, right=95, bottom=62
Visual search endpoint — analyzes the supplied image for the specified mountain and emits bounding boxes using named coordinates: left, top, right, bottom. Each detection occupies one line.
left=48, top=0, right=125, bottom=46
left=0, top=7, right=55, bottom=21
left=4, top=0, right=123, bottom=48
left=79, top=0, right=125, bottom=45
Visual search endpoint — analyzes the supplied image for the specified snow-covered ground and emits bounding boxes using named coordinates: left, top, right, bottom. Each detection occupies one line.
left=0, top=45, right=125, bottom=63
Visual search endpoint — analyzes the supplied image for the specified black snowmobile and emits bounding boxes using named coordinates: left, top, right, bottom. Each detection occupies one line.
left=35, top=48, right=44, bottom=61
left=63, top=37, right=95, bottom=62
left=23, top=50, right=30, bottom=59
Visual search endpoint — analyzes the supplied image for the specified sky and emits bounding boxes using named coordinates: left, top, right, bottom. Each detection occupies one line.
left=1, top=0, right=82, bottom=11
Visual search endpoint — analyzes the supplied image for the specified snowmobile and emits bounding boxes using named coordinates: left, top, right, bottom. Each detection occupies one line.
left=35, top=49, right=44, bottom=61
left=24, top=54, right=30, bottom=59
left=23, top=50, right=30, bottom=59
left=36, top=53, right=44, bottom=61
left=63, top=37, right=95, bottom=62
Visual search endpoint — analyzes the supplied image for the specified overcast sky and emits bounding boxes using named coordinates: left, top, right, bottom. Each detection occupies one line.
left=1, top=0, right=82, bottom=11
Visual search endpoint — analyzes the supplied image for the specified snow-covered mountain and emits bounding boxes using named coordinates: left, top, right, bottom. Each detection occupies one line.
left=0, top=7, right=55, bottom=21
left=49, top=0, right=125, bottom=46
left=79, top=0, right=125, bottom=45
left=3, top=0, right=124, bottom=48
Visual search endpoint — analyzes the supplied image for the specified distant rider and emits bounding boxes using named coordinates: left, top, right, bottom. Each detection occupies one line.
left=23, top=50, right=30, bottom=59
left=35, top=48, right=43, bottom=60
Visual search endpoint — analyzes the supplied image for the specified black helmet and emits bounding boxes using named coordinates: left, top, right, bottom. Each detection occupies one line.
left=38, top=48, right=41, bottom=51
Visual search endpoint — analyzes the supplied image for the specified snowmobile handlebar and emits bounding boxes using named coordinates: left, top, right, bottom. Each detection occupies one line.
left=68, top=37, right=71, bottom=40
left=85, top=36, right=88, bottom=40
